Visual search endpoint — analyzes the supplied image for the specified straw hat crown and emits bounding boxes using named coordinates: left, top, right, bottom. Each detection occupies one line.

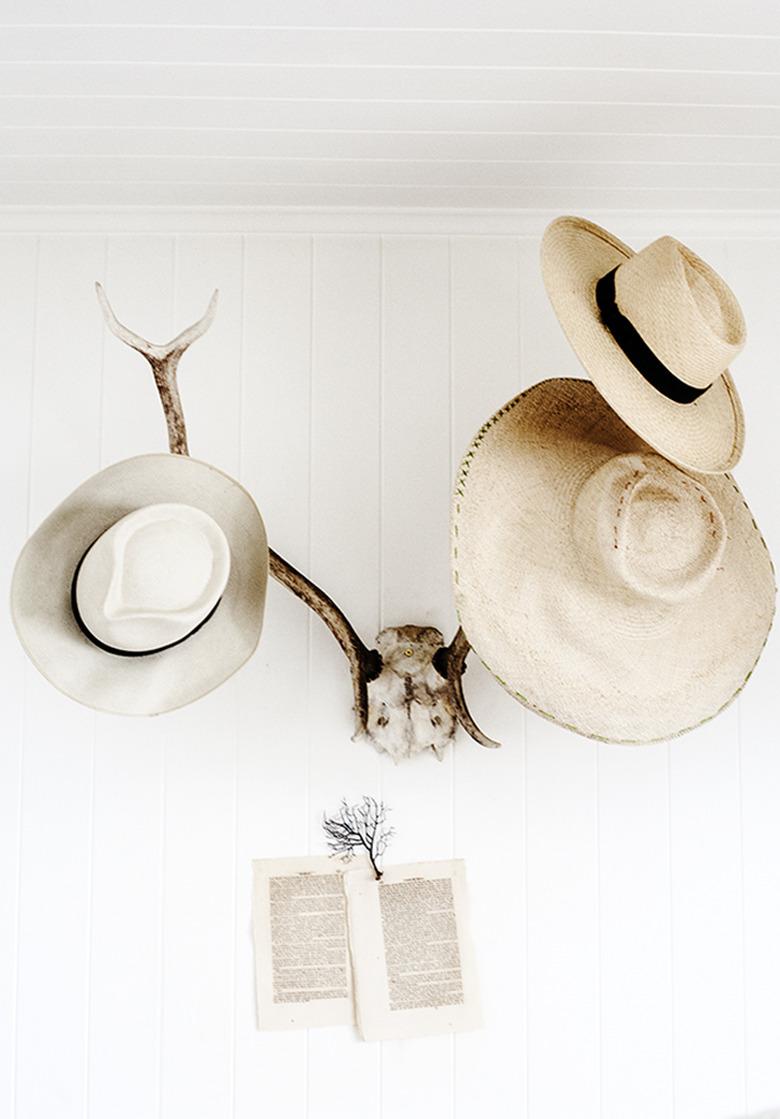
left=610, top=236, right=746, bottom=392
left=572, top=452, right=727, bottom=609
left=540, top=217, right=747, bottom=473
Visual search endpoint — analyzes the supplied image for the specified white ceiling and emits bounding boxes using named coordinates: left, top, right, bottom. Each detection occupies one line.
left=1, top=0, right=779, bottom=209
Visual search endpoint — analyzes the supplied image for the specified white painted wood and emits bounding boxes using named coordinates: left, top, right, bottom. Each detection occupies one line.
left=379, top=235, right=455, bottom=1119
left=2, top=26, right=780, bottom=71
left=2, top=99, right=778, bottom=139
left=3, top=213, right=780, bottom=1119
left=449, top=234, right=527, bottom=1118
left=0, top=236, right=36, bottom=1119
left=87, top=235, right=172, bottom=1119
left=1, top=157, right=777, bottom=193
left=233, top=234, right=312, bottom=1119
left=7, top=0, right=780, bottom=35
left=715, top=237, right=780, bottom=1118
left=8, top=182, right=780, bottom=210
left=157, top=235, right=245, bottom=1119
left=0, top=3, right=778, bottom=209
left=2, top=63, right=779, bottom=106
left=306, top=233, right=382, bottom=1117
left=14, top=235, right=105, bottom=1119
left=7, top=128, right=780, bottom=168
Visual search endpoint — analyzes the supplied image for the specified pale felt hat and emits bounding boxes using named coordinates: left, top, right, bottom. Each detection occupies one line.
left=452, top=378, right=774, bottom=744
left=541, top=216, right=747, bottom=474
left=11, top=453, right=268, bottom=715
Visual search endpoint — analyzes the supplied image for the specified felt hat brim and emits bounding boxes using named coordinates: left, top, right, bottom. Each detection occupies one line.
left=541, top=216, right=745, bottom=475
left=11, top=454, right=268, bottom=715
left=452, top=378, right=774, bottom=744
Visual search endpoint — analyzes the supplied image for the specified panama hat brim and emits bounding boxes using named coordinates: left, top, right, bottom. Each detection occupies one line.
left=11, top=454, right=268, bottom=715
left=452, top=378, right=774, bottom=744
left=541, top=216, right=745, bottom=475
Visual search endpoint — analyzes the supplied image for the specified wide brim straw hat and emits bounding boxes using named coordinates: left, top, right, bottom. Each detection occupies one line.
left=452, top=378, right=774, bottom=744
left=541, top=216, right=746, bottom=474
left=11, top=453, right=268, bottom=715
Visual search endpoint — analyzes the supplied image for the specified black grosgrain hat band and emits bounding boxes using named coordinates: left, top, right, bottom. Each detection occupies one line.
left=595, top=267, right=710, bottom=406
left=70, top=542, right=221, bottom=658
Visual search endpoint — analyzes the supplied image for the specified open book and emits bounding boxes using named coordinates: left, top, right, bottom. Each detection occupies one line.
left=252, top=855, right=480, bottom=1041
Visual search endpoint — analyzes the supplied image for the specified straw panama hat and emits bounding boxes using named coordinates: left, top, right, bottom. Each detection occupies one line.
left=11, top=453, right=268, bottom=716
left=541, top=216, right=747, bottom=475
left=452, top=378, right=775, bottom=744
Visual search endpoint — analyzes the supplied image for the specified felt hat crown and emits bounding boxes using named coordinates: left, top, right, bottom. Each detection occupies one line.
left=73, top=502, right=231, bottom=655
left=12, top=453, right=268, bottom=715
left=541, top=217, right=747, bottom=474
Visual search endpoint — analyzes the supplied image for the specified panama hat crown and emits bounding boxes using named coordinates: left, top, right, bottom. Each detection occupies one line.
left=601, top=236, right=746, bottom=399
left=73, top=502, right=231, bottom=655
left=541, top=217, right=747, bottom=474
left=572, top=452, right=726, bottom=612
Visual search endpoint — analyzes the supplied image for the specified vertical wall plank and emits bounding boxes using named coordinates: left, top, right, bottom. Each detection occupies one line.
left=159, top=234, right=244, bottom=1119
left=662, top=239, right=746, bottom=1119
left=379, top=234, right=454, bottom=1119
left=2, top=221, right=779, bottom=1119
left=519, top=245, right=601, bottom=1119
left=306, top=234, right=382, bottom=1116
left=598, top=743, right=673, bottom=1119
left=449, top=235, right=527, bottom=1118
left=15, top=235, right=105, bottom=1119
left=714, top=237, right=780, bottom=1117
left=0, top=236, right=37, bottom=1119
left=88, top=235, right=174, bottom=1119
left=234, top=235, right=312, bottom=1119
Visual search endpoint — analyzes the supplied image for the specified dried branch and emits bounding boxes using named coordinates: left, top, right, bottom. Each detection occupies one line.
left=433, top=627, right=501, bottom=749
left=323, top=796, right=393, bottom=881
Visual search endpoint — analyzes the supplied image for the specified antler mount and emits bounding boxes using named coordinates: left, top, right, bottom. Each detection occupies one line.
left=96, top=284, right=501, bottom=758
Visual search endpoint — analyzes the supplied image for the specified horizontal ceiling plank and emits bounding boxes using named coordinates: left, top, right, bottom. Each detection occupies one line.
left=0, top=27, right=778, bottom=72
left=1, top=97, right=777, bottom=136
left=0, top=156, right=775, bottom=189
left=0, top=63, right=778, bottom=104
left=8, top=0, right=780, bottom=36
left=0, top=180, right=775, bottom=209
left=3, top=127, right=780, bottom=165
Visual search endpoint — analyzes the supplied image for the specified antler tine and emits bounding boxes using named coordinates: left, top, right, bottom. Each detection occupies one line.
left=95, top=282, right=218, bottom=360
left=269, top=550, right=382, bottom=739
left=165, top=289, right=219, bottom=357
left=434, top=627, right=501, bottom=749
left=96, top=283, right=218, bottom=456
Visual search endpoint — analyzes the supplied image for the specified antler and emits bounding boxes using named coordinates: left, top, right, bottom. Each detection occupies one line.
left=96, top=281, right=218, bottom=456
left=96, top=285, right=499, bottom=749
left=269, top=551, right=382, bottom=737
left=434, top=627, right=501, bottom=748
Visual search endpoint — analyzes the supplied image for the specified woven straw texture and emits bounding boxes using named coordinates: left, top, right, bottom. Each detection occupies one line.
left=541, top=216, right=745, bottom=474
left=452, top=378, right=775, bottom=744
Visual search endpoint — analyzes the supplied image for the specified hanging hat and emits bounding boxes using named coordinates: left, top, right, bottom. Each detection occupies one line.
left=452, top=378, right=774, bottom=744
left=11, top=453, right=268, bottom=715
left=541, top=216, right=747, bottom=474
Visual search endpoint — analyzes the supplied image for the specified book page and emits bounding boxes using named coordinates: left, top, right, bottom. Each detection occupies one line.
left=344, top=859, right=481, bottom=1041
left=252, top=855, right=363, bottom=1030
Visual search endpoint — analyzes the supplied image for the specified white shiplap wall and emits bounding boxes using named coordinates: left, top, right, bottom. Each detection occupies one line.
left=0, top=210, right=779, bottom=1119
left=1, top=0, right=780, bottom=208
